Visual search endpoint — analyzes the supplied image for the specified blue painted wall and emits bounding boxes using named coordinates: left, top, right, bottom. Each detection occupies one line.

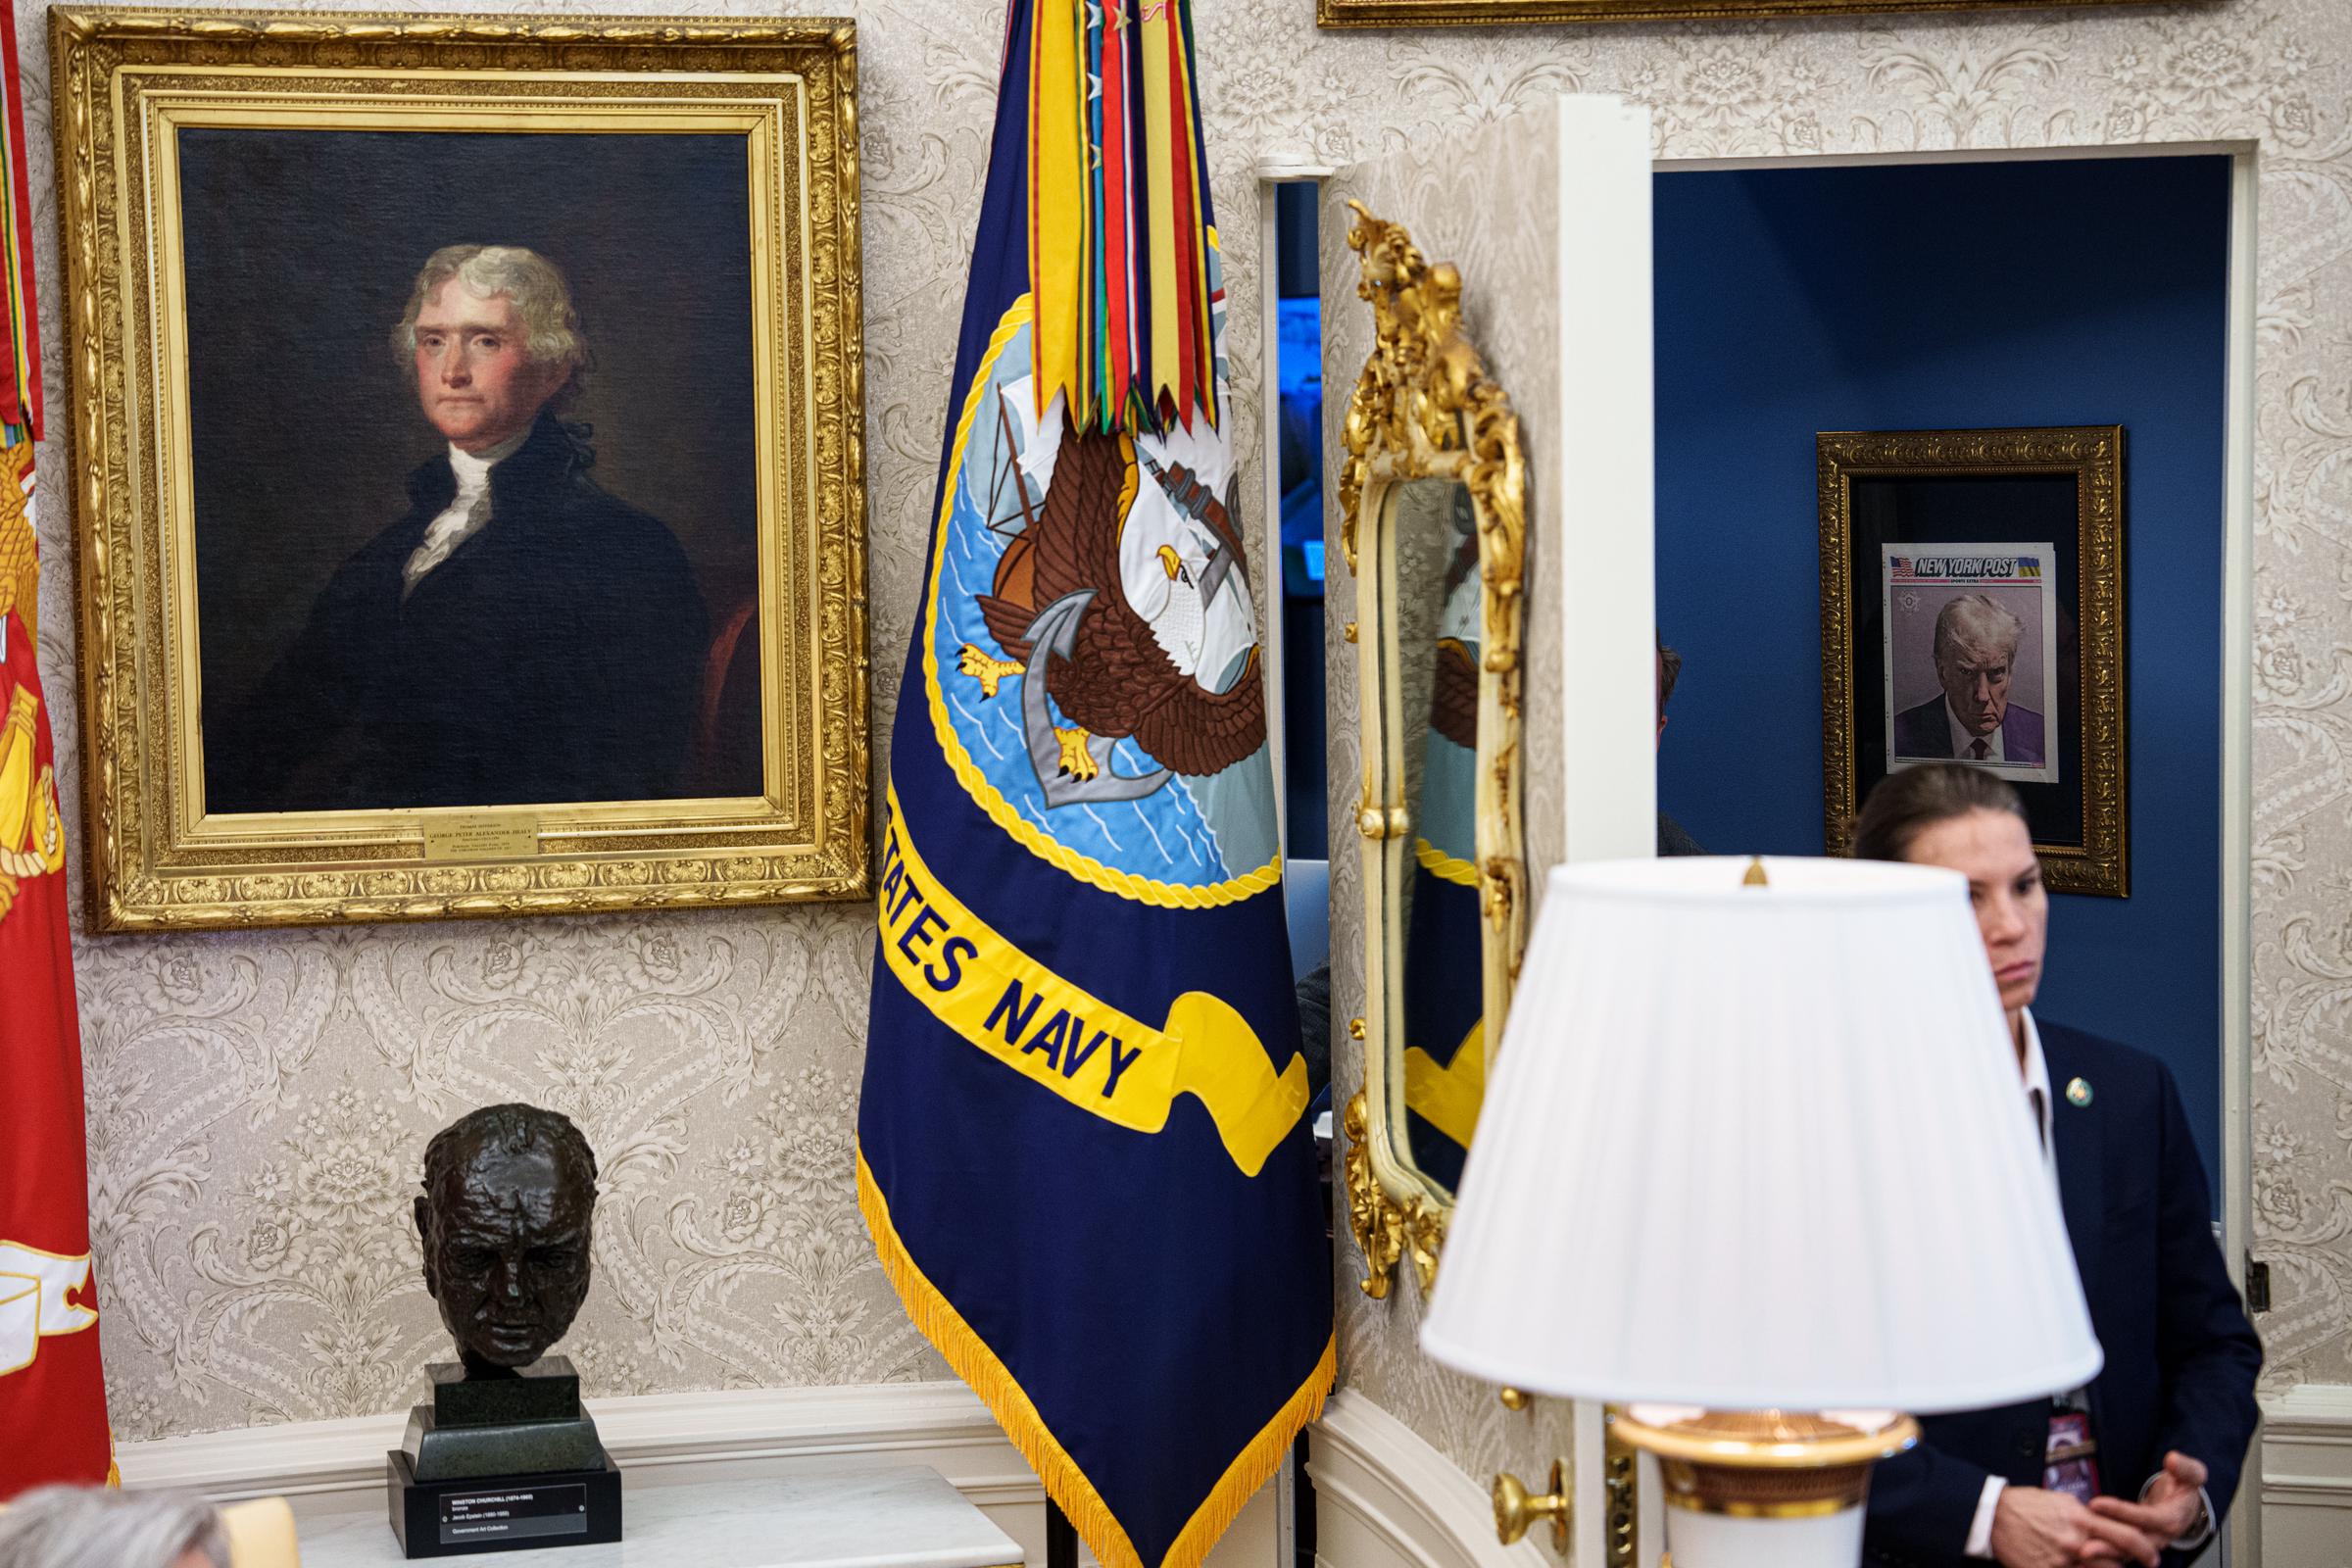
left=1653, top=157, right=2232, bottom=1187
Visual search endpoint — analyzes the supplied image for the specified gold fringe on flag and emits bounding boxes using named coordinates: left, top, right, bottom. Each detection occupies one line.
left=858, top=1152, right=1335, bottom=1568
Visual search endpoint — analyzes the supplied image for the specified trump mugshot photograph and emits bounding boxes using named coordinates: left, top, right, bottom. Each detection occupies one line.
left=182, top=130, right=765, bottom=819
left=1888, top=580, right=2057, bottom=786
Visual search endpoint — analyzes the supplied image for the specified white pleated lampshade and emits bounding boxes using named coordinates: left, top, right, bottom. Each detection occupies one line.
left=1420, top=856, right=2102, bottom=1414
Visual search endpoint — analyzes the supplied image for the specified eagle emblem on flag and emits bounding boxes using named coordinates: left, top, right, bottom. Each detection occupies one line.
left=923, top=281, right=1280, bottom=901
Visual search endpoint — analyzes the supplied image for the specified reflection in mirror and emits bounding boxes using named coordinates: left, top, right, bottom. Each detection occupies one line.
left=1380, top=477, right=1484, bottom=1193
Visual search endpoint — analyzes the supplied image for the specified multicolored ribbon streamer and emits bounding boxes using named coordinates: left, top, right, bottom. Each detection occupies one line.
left=1028, top=0, right=1216, bottom=435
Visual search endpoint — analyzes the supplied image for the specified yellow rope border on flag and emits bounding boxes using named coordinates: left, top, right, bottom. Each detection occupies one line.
left=919, top=285, right=1280, bottom=911
left=1413, top=838, right=1479, bottom=888
left=857, top=1149, right=1334, bottom=1568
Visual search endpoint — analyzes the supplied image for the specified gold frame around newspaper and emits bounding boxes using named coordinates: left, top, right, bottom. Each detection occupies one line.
left=1818, top=425, right=2128, bottom=899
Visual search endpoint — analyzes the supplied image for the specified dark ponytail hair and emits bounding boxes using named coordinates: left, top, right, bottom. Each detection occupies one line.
left=1849, top=763, right=2028, bottom=863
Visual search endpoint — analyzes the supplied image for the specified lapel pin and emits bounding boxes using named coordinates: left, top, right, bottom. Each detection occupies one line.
left=2066, top=1077, right=2092, bottom=1108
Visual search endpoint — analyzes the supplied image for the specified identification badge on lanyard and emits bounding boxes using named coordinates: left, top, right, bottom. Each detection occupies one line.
left=2043, top=1411, right=2102, bottom=1503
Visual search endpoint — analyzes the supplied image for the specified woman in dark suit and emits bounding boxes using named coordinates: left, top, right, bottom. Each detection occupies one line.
left=1851, top=764, right=2261, bottom=1568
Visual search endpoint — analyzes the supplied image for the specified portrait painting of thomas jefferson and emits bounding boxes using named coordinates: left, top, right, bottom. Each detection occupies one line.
left=57, top=14, right=870, bottom=932
left=189, top=131, right=764, bottom=818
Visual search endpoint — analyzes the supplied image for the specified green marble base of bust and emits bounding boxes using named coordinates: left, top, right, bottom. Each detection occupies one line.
left=402, top=1407, right=609, bottom=1483
left=403, top=1355, right=608, bottom=1482
left=428, top=1355, right=582, bottom=1427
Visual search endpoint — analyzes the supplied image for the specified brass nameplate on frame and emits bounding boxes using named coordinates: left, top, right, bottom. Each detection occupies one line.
left=53, top=10, right=869, bottom=930
left=1335, top=202, right=1528, bottom=1300
left=420, top=817, right=542, bottom=864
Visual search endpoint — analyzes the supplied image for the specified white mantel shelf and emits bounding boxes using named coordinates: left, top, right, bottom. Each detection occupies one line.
left=293, top=1467, right=1024, bottom=1568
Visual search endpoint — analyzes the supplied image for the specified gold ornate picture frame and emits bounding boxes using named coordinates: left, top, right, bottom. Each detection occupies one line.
left=1819, top=426, right=2127, bottom=898
left=53, top=10, right=868, bottom=931
left=1318, top=0, right=2217, bottom=26
left=1337, top=202, right=1527, bottom=1298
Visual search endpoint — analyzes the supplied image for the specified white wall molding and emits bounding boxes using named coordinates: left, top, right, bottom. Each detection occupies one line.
left=115, top=1380, right=1019, bottom=1503
left=2259, top=1383, right=2352, bottom=1566
left=113, top=1380, right=1281, bottom=1567
left=1307, top=1390, right=1550, bottom=1568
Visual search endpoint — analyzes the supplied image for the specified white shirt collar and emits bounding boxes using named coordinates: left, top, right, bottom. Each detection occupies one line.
left=447, top=427, right=529, bottom=491
left=1948, top=699, right=2006, bottom=762
left=404, top=429, right=530, bottom=596
left=2019, top=1007, right=2055, bottom=1172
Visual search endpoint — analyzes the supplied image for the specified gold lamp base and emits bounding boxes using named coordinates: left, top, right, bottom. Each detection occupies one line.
left=1612, top=1407, right=1919, bottom=1520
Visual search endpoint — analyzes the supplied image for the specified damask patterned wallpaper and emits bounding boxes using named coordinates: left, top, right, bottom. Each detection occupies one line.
left=13, top=0, right=2348, bottom=1466
left=1322, top=100, right=1581, bottom=1493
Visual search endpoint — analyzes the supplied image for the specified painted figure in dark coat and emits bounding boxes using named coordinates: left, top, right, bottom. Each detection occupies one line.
left=1892, top=593, right=2045, bottom=768
left=211, top=244, right=707, bottom=814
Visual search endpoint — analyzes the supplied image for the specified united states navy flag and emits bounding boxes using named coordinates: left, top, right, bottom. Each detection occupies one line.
left=857, top=4, right=1334, bottom=1565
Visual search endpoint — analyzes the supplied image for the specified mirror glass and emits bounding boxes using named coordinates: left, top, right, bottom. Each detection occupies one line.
left=1376, top=476, right=1485, bottom=1194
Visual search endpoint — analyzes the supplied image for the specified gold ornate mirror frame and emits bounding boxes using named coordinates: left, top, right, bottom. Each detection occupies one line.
left=1338, top=202, right=1527, bottom=1299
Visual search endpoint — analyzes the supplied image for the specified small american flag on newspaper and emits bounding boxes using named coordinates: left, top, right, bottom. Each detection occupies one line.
left=1889, top=556, right=1917, bottom=581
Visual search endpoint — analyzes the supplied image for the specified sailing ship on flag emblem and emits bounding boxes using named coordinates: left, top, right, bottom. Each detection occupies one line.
left=929, top=276, right=1280, bottom=899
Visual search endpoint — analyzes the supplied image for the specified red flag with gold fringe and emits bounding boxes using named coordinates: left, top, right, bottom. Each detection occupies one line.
left=0, top=440, right=112, bottom=1494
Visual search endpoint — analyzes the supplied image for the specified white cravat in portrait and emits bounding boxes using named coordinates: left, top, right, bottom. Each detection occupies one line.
left=402, top=428, right=529, bottom=596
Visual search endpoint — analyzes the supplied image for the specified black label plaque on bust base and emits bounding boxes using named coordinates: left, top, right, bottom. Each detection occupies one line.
left=385, top=1450, right=621, bottom=1558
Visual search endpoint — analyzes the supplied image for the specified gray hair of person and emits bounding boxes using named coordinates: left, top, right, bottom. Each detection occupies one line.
left=0, top=1486, right=228, bottom=1568
left=1930, top=592, right=2025, bottom=670
left=391, top=244, right=589, bottom=403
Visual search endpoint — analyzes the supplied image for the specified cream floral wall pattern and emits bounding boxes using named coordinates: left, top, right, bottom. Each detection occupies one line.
left=1320, top=98, right=1580, bottom=1494
left=10, top=0, right=2346, bottom=1461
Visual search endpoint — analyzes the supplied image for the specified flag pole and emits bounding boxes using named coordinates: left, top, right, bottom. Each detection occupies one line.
left=1047, top=1499, right=1079, bottom=1568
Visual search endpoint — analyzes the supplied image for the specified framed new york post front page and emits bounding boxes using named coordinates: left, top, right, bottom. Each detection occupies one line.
left=1882, top=546, right=2060, bottom=788
left=1820, top=427, right=2127, bottom=898
left=52, top=10, right=869, bottom=931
